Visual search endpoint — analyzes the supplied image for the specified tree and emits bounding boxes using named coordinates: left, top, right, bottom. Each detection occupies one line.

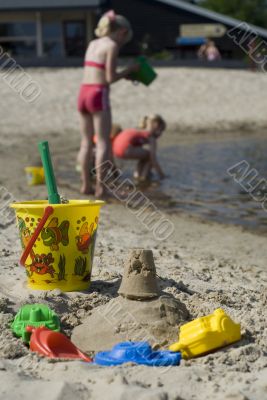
left=200, top=0, right=267, bottom=28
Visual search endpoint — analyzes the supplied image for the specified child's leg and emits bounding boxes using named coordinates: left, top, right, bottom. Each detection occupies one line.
left=78, top=112, right=94, bottom=194
left=93, top=109, right=112, bottom=198
left=124, top=147, right=150, bottom=161
left=139, top=160, right=152, bottom=180
left=124, top=146, right=150, bottom=180
left=135, top=159, right=147, bottom=178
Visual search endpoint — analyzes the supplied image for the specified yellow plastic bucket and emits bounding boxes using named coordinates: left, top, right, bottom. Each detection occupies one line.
left=25, top=167, right=45, bottom=186
left=10, top=200, right=104, bottom=291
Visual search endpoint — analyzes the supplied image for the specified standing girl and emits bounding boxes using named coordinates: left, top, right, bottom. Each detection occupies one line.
left=112, top=114, right=166, bottom=181
left=77, top=10, right=139, bottom=197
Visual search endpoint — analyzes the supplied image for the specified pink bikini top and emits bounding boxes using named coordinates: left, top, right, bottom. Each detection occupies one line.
left=84, top=60, right=106, bottom=70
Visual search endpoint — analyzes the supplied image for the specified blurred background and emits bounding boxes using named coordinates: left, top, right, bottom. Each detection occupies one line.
left=0, top=0, right=266, bottom=67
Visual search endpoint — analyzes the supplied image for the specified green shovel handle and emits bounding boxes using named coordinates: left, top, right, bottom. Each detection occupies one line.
left=38, top=141, right=61, bottom=204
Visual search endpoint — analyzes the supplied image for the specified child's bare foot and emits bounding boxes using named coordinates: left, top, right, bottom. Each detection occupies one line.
left=80, top=185, right=94, bottom=195
left=94, top=189, right=112, bottom=200
left=133, top=171, right=139, bottom=179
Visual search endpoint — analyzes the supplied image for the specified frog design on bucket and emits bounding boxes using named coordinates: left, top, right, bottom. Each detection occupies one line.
left=18, top=216, right=66, bottom=283
left=28, top=253, right=66, bottom=284
left=41, top=218, right=69, bottom=251
left=29, top=253, right=55, bottom=277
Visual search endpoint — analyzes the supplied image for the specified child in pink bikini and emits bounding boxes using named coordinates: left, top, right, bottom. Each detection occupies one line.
left=112, top=114, right=166, bottom=181
left=77, top=10, right=139, bottom=198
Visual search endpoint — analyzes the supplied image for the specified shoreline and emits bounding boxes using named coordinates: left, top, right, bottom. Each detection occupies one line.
left=1, top=128, right=267, bottom=237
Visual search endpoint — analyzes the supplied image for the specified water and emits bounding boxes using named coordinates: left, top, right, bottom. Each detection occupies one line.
left=57, top=133, right=267, bottom=233
left=159, top=135, right=267, bottom=232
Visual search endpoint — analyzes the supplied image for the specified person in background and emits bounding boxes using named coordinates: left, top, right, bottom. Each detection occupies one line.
left=77, top=10, right=139, bottom=198
left=198, top=39, right=221, bottom=62
left=112, top=114, right=166, bottom=182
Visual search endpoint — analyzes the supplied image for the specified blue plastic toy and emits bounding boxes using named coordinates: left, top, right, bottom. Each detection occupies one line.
left=94, top=342, right=181, bottom=367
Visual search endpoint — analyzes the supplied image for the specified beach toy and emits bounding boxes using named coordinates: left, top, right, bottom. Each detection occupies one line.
left=94, top=342, right=181, bottom=367
left=130, top=56, right=157, bottom=86
left=118, top=249, right=160, bottom=300
left=19, top=206, right=54, bottom=268
left=27, top=326, right=92, bottom=362
left=11, top=199, right=104, bottom=291
left=11, top=304, right=60, bottom=343
left=169, top=308, right=241, bottom=359
left=38, top=141, right=60, bottom=204
left=25, top=167, right=45, bottom=186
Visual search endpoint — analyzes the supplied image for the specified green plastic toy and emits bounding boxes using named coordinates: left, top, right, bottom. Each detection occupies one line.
left=11, top=304, right=60, bottom=343
left=38, top=141, right=61, bottom=205
left=130, top=56, right=157, bottom=86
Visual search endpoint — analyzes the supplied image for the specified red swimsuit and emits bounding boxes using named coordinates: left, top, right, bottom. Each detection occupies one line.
left=77, top=60, right=110, bottom=114
left=112, top=129, right=150, bottom=158
left=84, top=61, right=105, bottom=70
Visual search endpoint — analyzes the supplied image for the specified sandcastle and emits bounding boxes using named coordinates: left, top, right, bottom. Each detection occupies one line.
left=72, top=249, right=189, bottom=353
left=118, top=249, right=160, bottom=300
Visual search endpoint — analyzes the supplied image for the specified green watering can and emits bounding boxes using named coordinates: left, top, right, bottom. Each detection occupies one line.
left=130, top=56, right=157, bottom=86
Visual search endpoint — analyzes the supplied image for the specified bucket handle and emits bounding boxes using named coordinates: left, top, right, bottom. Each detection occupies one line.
left=20, top=206, right=54, bottom=267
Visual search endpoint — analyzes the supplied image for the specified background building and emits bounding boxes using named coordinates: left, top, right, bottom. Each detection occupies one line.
left=0, top=0, right=107, bottom=65
left=112, top=0, right=267, bottom=59
left=0, top=0, right=266, bottom=65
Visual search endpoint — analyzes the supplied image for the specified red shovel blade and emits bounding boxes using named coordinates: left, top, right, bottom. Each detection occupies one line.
left=27, top=326, right=92, bottom=362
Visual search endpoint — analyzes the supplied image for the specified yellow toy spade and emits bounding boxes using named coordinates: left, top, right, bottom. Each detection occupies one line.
left=169, top=308, right=241, bottom=359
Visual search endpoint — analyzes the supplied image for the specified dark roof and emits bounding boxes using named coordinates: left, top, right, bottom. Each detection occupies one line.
left=155, top=0, right=267, bottom=39
left=0, top=0, right=107, bottom=11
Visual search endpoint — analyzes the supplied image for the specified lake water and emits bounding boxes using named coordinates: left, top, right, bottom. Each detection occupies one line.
left=58, top=133, right=267, bottom=233
left=159, top=134, right=267, bottom=232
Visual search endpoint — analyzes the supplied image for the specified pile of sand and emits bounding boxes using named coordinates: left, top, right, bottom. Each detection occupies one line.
left=72, top=295, right=189, bottom=353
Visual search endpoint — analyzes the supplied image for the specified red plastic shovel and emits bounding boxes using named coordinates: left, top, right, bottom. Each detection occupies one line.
left=20, top=206, right=54, bottom=267
left=27, top=326, right=92, bottom=362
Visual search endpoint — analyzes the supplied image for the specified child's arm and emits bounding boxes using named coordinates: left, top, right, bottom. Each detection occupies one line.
left=106, top=43, right=139, bottom=83
left=197, top=44, right=206, bottom=58
left=149, top=136, right=165, bottom=179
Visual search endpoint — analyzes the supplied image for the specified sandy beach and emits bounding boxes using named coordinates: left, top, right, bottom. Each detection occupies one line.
left=1, top=67, right=267, bottom=147
left=0, top=67, right=267, bottom=400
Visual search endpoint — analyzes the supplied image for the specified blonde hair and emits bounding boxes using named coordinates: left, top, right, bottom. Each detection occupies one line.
left=139, top=114, right=166, bottom=131
left=95, top=11, right=133, bottom=43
